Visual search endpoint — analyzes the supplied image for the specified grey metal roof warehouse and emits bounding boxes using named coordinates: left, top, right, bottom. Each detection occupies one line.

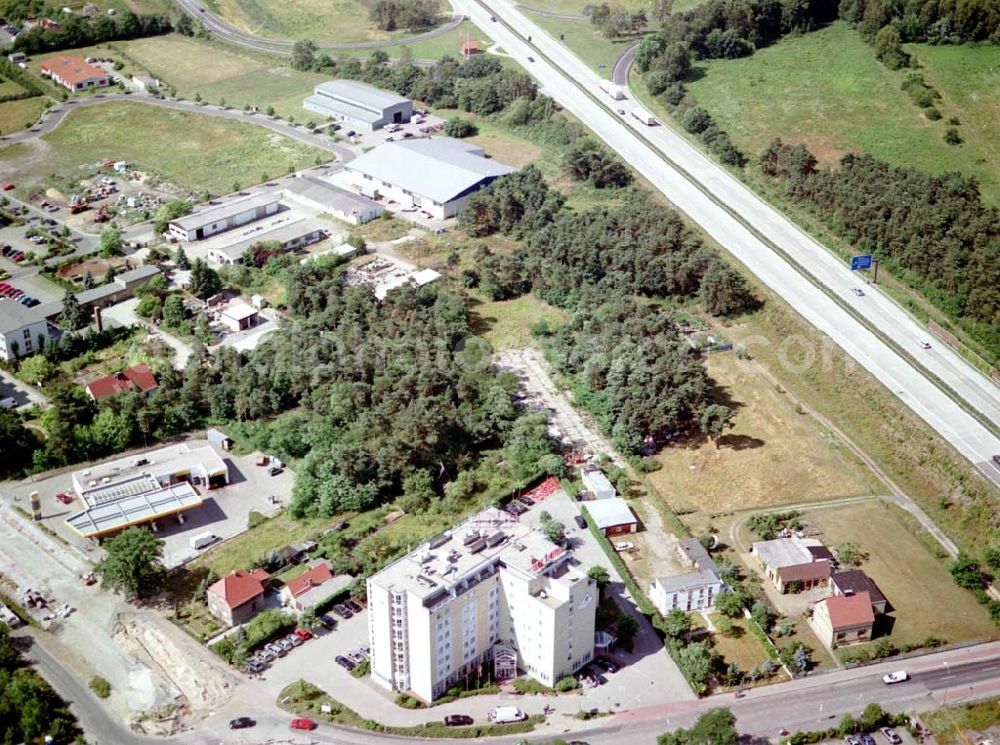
left=305, top=80, right=410, bottom=125
left=211, top=218, right=327, bottom=262
left=346, top=138, right=517, bottom=205
left=283, top=175, right=382, bottom=214
left=170, top=193, right=281, bottom=233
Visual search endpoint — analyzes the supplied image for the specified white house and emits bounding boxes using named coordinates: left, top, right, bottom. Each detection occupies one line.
left=345, top=138, right=517, bottom=220
left=0, top=300, right=48, bottom=361
left=303, top=80, right=412, bottom=131
left=650, top=570, right=724, bottom=614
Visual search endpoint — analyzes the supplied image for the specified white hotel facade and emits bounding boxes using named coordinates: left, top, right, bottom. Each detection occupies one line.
left=367, top=507, right=596, bottom=702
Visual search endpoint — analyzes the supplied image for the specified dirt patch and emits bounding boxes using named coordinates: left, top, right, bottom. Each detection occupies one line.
left=113, top=613, right=237, bottom=733
left=56, top=256, right=130, bottom=283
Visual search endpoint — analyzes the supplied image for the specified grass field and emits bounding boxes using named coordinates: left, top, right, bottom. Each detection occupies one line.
left=923, top=698, right=1000, bottom=745
left=524, top=12, right=636, bottom=72
left=0, top=97, right=46, bottom=134
left=471, top=294, right=570, bottom=350
left=793, top=502, right=996, bottom=647
left=708, top=615, right=776, bottom=677
left=118, top=35, right=328, bottom=120
left=648, top=351, right=881, bottom=513
left=0, top=80, right=26, bottom=97
left=0, top=101, right=328, bottom=197
left=203, top=0, right=447, bottom=43
left=686, top=22, right=1000, bottom=204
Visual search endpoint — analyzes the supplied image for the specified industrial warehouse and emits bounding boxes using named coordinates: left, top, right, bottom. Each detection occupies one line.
left=65, top=443, right=229, bottom=539
left=303, top=79, right=413, bottom=131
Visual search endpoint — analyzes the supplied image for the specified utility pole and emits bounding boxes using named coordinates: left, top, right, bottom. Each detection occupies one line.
left=872, top=258, right=880, bottom=285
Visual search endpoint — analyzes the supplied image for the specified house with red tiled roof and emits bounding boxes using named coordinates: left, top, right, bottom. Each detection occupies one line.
left=207, top=568, right=271, bottom=626
left=85, top=364, right=158, bottom=401
left=279, top=559, right=352, bottom=614
left=813, top=591, right=875, bottom=647
left=40, top=55, right=109, bottom=92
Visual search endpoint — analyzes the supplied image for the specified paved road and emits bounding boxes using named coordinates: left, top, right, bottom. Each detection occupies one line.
left=173, top=0, right=465, bottom=55
left=19, top=624, right=1000, bottom=744
left=470, top=0, right=1000, bottom=489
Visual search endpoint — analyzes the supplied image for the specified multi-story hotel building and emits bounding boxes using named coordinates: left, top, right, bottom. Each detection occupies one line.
left=367, top=507, right=597, bottom=702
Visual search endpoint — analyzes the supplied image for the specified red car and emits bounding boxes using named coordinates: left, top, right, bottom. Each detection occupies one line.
left=2, top=183, right=13, bottom=191
left=55, top=492, right=74, bottom=504
left=290, top=718, right=316, bottom=731
left=293, top=628, right=313, bottom=641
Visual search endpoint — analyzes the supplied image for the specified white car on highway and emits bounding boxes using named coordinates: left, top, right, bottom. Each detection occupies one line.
left=882, top=670, right=909, bottom=684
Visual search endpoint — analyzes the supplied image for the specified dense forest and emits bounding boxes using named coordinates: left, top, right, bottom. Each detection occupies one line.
left=760, top=139, right=1000, bottom=357
left=15, top=273, right=560, bottom=518
left=546, top=299, right=712, bottom=454
left=457, top=171, right=755, bottom=453
left=0, top=625, right=79, bottom=744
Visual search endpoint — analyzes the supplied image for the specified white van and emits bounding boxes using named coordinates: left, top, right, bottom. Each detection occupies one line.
left=489, top=706, right=526, bottom=724
left=189, top=532, right=219, bottom=550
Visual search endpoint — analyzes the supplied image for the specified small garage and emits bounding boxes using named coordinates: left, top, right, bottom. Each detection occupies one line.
left=584, top=497, right=638, bottom=537
left=221, top=302, right=259, bottom=332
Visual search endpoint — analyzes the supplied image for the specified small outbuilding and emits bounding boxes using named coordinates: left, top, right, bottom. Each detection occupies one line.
left=581, top=467, right=616, bottom=500
left=220, top=302, right=259, bottom=332
left=583, top=497, right=637, bottom=537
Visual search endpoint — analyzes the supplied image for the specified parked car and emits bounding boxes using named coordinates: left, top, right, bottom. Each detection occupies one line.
left=517, top=495, right=535, bottom=507
left=345, top=599, right=363, bottom=614
left=444, top=714, right=474, bottom=726
left=881, top=727, right=902, bottom=744
left=347, top=649, right=365, bottom=664
left=244, top=659, right=264, bottom=673
left=255, top=648, right=275, bottom=662
left=332, top=604, right=353, bottom=619
left=290, top=718, right=316, bottom=730
left=335, top=655, right=355, bottom=671
left=613, top=541, right=635, bottom=551
left=286, top=633, right=303, bottom=647
left=266, top=642, right=286, bottom=657
left=229, top=717, right=255, bottom=729
left=859, top=733, right=877, bottom=745
left=574, top=515, right=586, bottom=529
left=55, top=492, right=74, bottom=504
left=845, top=736, right=862, bottom=745
left=360, top=645, right=371, bottom=658
left=2, top=183, right=13, bottom=191
left=318, top=614, right=336, bottom=629
left=277, top=637, right=294, bottom=652
left=596, top=659, right=618, bottom=673
left=294, top=628, right=313, bottom=641
left=882, top=670, right=909, bottom=684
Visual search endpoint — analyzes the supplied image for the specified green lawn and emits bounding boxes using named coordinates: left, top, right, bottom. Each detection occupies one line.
left=686, top=22, right=1000, bottom=204
left=471, top=294, right=570, bottom=350
left=802, top=502, right=996, bottom=647
left=0, top=80, right=26, bottom=97
left=203, top=0, right=448, bottom=43
left=0, top=101, right=329, bottom=197
left=524, top=12, right=636, bottom=72
left=0, top=97, right=46, bottom=134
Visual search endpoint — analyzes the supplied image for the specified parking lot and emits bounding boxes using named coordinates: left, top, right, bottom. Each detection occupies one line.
left=3, top=436, right=295, bottom=567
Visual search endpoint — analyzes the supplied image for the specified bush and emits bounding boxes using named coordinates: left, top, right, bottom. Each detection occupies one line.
left=395, top=693, right=424, bottom=708
left=89, top=676, right=111, bottom=698
left=247, top=510, right=268, bottom=529
left=944, top=128, right=963, bottom=145
left=443, top=117, right=478, bottom=138
left=925, top=107, right=942, bottom=120
left=555, top=675, right=579, bottom=692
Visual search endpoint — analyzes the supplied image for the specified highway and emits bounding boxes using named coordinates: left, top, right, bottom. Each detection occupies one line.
left=464, top=0, right=1000, bottom=488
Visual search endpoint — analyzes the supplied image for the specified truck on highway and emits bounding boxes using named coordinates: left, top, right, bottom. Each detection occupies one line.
left=630, top=107, right=657, bottom=126
left=600, top=82, right=626, bottom=100
left=488, top=706, right=527, bottom=724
